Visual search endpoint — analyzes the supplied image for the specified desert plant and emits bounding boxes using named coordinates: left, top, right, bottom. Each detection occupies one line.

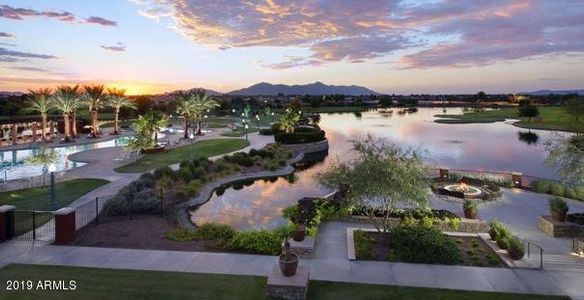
left=507, top=237, right=525, bottom=260
left=489, top=219, right=511, bottom=241
left=463, top=199, right=478, bottom=219
left=549, top=196, right=569, bottom=222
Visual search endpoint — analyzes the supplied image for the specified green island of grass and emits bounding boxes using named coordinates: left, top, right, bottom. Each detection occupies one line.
left=0, top=264, right=568, bottom=300
left=114, top=138, right=250, bottom=173
left=0, top=178, right=109, bottom=211
left=434, top=106, right=584, bottom=132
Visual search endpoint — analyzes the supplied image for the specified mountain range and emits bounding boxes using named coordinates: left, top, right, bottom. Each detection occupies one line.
left=227, top=81, right=379, bottom=96
left=526, top=89, right=584, bottom=96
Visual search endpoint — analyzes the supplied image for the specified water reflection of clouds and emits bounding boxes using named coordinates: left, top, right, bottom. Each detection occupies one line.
left=192, top=109, right=558, bottom=230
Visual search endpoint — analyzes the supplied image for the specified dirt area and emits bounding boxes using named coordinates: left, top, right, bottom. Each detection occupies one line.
left=71, top=215, right=216, bottom=252
left=356, top=231, right=504, bottom=268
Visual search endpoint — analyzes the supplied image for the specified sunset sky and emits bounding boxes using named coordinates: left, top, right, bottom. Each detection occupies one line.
left=1, top=0, right=583, bottom=95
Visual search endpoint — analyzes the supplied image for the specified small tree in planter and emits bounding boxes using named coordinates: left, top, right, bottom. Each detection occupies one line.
left=548, top=197, right=569, bottom=222
left=463, top=199, right=478, bottom=219
left=317, top=135, right=429, bottom=234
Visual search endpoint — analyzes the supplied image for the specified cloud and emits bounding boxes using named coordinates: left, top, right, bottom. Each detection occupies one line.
left=0, top=48, right=58, bottom=61
left=0, top=5, right=75, bottom=22
left=130, top=0, right=584, bottom=70
left=0, top=32, right=14, bottom=38
left=85, top=16, right=117, bottom=27
left=262, top=56, right=322, bottom=70
left=100, top=42, right=126, bottom=52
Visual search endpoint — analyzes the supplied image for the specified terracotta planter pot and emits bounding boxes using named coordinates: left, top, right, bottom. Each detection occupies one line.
left=279, top=253, right=298, bottom=277
left=293, top=225, right=306, bottom=242
left=550, top=209, right=567, bottom=222
left=464, top=208, right=477, bottom=219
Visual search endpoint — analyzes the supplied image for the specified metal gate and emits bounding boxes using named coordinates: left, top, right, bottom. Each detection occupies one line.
left=12, top=210, right=55, bottom=242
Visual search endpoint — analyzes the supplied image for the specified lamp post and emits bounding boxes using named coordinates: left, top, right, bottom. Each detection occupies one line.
left=48, top=163, right=57, bottom=210
left=271, top=112, right=274, bottom=123
left=244, top=124, right=249, bottom=142
left=255, top=115, right=260, bottom=130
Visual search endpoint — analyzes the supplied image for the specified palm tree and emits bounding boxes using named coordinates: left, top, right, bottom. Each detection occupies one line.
left=53, top=85, right=81, bottom=142
left=83, top=85, right=107, bottom=138
left=23, top=88, right=53, bottom=142
left=174, top=91, right=196, bottom=139
left=191, top=94, right=219, bottom=135
left=134, top=111, right=169, bottom=145
left=278, top=110, right=300, bottom=133
left=107, top=88, right=136, bottom=135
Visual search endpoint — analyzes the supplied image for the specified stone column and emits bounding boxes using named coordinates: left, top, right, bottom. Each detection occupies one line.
left=54, top=207, right=76, bottom=245
left=31, top=122, right=37, bottom=143
left=512, top=172, right=523, bottom=188
left=0, top=205, right=15, bottom=242
left=11, top=123, right=17, bottom=145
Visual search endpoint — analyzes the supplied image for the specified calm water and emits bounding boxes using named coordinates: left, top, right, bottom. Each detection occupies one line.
left=0, top=137, right=128, bottom=181
left=191, top=108, right=559, bottom=230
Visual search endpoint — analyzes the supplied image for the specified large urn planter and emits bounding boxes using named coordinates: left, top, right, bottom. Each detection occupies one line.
left=463, top=199, right=478, bottom=219
left=279, top=253, right=299, bottom=277
left=548, top=197, right=569, bottom=222
left=292, top=225, right=306, bottom=242
left=464, top=208, right=477, bottom=219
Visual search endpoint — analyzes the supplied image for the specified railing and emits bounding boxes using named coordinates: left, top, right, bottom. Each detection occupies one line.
left=526, top=240, right=545, bottom=269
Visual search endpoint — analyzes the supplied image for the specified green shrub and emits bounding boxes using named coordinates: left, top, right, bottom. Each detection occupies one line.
left=178, top=167, right=193, bottom=183
left=138, top=172, right=156, bottom=188
left=507, top=237, right=525, bottom=260
left=191, top=166, right=206, bottom=179
left=165, top=228, right=197, bottom=242
left=354, top=230, right=375, bottom=259
left=549, top=196, right=569, bottom=213
left=153, top=166, right=175, bottom=180
left=228, top=230, right=281, bottom=255
left=463, top=199, right=477, bottom=212
left=274, top=126, right=326, bottom=144
left=550, top=183, right=565, bottom=197
left=489, top=219, right=511, bottom=241
left=446, top=217, right=461, bottom=231
left=192, top=223, right=236, bottom=241
left=259, top=128, right=274, bottom=135
left=388, top=226, right=461, bottom=265
left=496, top=236, right=510, bottom=250
left=187, top=180, right=203, bottom=197
left=530, top=179, right=551, bottom=193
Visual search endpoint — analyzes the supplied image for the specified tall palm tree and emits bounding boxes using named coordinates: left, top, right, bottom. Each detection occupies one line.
left=174, top=91, right=196, bottom=139
left=83, top=85, right=107, bottom=138
left=192, top=94, right=219, bottom=135
left=53, top=85, right=81, bottom=142
left=278, top=110, right=300, bottom=133
left=107, top=88, right=136, bottom=135
left=23, top=88, right=53, bottom=142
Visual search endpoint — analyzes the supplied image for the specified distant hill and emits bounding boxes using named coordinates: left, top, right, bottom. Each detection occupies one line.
left=167, top=87, right=223, bottom=96
left=527, top=89, right=584, bottom=96
left=0, top=91, right=24, bottom=97
left=228, top=81, right=379, bottom=96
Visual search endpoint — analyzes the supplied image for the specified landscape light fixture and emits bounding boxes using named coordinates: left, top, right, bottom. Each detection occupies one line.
left=48, top=163, right=57, bottom=210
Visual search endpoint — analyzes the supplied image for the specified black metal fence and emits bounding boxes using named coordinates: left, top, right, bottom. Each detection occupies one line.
left=75, top=187, right=187, bottom=230
left=11, top=210, right=55, bottom=241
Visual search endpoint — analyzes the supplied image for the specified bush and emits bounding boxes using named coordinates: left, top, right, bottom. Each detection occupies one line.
left=354, top=230, right=375, bottom=259
left=274, top=126, right=326, bottom=144
left=259, top=128, right=274, bottom=135
left=388, top=226, right=461, bottom=265
left=550, top=183, right=565, bottom=197
left=549, top=197, right=569, bottom=213
left=187, top=179, right=203, bottom=196
left=489, top=219, right=511, bottom=241
left=153, top=166, right=175, bottom=180
left=228, top=152, right=254, bottom=167
left=228, top=230, right=281, bottom=255
left=507, top=237, right=525, bottom=260
left=463, top=199, right=477, bottom=212
left=178, top=167, right=193, bottom=183
left=191, top=166, right=206, bottom=179
left=138, top=172, right=156, bottom=188
left=165, top=228, right=197, bottom=242
left=192, top=223, right=236, bottom=241
left=496, top=236, right=510, bottom=250
left=531, top=179, right=551, bottom=193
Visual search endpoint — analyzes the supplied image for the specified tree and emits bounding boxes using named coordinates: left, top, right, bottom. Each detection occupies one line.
left=278, top=110, right=300, bottom=133
left=107, top=88, right=136, bottom=135
left=518, top=104, right=539, bottom=122
left=23, top=88, right=53, bottom=142
left=546, top=134, right=584, bottom=187
left=82, top=85, right=107, bottom=138
left=26, top=145, right=58, bottom=187
left=133, top=111, right=169, bottom=146
left=517, top=131, right=539, bottom=145
left=317, top=136, right=430, bottom=234
left=191, top=94, right=219, bottom=135
left=53, top=85, right=81, bottom=142
left=174, top=91, right=196, bottom=139
left=288, top=98, right=303, bottom=111
left=566, top=97, right=584, bottom=123
left=310, top=95, right=322, bottom=108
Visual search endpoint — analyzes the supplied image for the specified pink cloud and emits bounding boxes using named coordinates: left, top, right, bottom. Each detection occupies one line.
left=86, top=16, right=117, bottom=27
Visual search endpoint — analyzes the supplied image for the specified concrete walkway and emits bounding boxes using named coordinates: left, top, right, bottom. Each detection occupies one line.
left=0, top=221, right=574, bottom=298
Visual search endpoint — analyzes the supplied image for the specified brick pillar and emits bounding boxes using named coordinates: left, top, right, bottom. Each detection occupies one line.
left=439, top=168, right=449, bottom=180
left=54, top=207, right=76, bottom=245
left=0, top=205, right=15, bottom=242
left=512, top=172, right=523, bottom=188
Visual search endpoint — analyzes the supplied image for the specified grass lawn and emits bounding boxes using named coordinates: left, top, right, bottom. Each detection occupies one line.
left=0, top=264, right=568, bottom=300
left=0, top=179, right=109, bottom=211
left=221, top=127, right=260, bottom=137
left=114, top=138, right=250, bottom=173
left=435, top=106, right=584, bottom=132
